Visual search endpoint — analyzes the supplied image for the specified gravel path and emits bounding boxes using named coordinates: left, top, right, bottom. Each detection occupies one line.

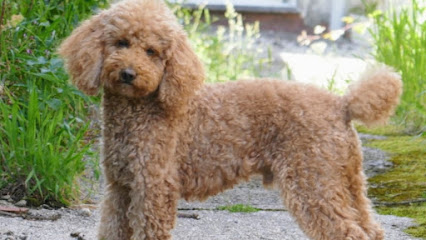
left=0, top=208, right=421, bottom=240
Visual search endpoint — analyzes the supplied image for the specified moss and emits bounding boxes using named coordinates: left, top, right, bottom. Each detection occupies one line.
left=376, top=204, right=426, bottom=238
left=363, top=134, right=426, bottom=238
left=217, top=204, right=260, bottom=213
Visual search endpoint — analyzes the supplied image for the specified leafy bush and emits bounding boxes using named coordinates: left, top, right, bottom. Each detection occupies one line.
left=0, top=0, right=107, bottom=206
left=369, top=0, right=425, bottom=134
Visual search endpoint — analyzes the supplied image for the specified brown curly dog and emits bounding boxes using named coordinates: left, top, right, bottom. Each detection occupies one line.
left=59, top=0, right=402, bottom=239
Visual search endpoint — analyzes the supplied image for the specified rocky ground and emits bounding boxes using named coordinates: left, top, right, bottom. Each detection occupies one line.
left=0, top=31, right=421, bottom=239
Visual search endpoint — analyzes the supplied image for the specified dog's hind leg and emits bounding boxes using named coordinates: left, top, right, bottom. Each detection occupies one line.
left=348, top=170, right=384, bottom=240
left=98, top=183, right=132, bottom=240
left=346, top=144, right=384, bottom=240
left=273, top=152, right=370, bottom=240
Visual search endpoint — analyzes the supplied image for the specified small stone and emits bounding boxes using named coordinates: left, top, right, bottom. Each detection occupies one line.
left=70, top=231, right=85, bottom=240
left=0, top=200, right=13, bottom=206
left=15, top=200, right=27, bottom=207
left=41, top=204, right=53, bottom=210
left=79, top=208, right=91, bottom=217
left=1, top=195, right=11, bottom=200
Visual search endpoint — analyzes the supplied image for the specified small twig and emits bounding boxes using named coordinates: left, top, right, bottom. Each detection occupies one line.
left=0, top=210, right=21, bottom=217
left=23, top=211, right=62, bottom=221
left=177, top=212, right=200, bottom=220
left=374, top=199, right=426, bottom=207
left=0, top=208, right=61, bottom=221
left=70, top=203, right=98, bottom=210
left=0, top=205, right=29, bottom=213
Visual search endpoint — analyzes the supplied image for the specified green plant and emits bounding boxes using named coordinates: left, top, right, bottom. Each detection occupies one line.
left=0, top=0, right=107, bottom=206
left=217, top=204, right=260, bottom=213
left=171, top=1, right=269, bottom=82
left=369, top=0, right=425, bottom=134
left=0, top=85, right=95, bottom=206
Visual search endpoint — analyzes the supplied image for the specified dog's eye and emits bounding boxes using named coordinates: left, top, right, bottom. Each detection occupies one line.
left=116, top=39, right=130, bottom=48
left=146, top=48, right=156, bottom=56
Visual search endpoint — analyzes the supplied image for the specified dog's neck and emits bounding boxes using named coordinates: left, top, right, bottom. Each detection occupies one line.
left=102, top=89, right=161, bottom=115
left=102, top=89, right=193, bottom=124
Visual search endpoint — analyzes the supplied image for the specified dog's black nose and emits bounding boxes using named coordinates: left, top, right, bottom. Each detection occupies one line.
left=120, top=68, right=136, bottom=84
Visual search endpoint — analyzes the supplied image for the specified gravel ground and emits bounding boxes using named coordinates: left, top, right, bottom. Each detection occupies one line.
left=0, top=208, right=421, bottom=240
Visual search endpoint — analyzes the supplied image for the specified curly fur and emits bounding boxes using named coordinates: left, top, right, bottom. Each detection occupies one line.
left=59, top=0, right=402, bottom=239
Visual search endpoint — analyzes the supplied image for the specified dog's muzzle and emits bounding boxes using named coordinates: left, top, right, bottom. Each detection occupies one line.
left=120, top=68, right=136, bottom=84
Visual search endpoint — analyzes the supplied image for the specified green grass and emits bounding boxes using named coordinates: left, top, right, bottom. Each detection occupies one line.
left=369, top=0, right=426, bottom=135
left=363, top=134, right=426, bottom=238
left=217, top=204, right=260, bottom=213
left=0, top=85, right=95, bottom=206
left=0, top=0, right=107, bottom=206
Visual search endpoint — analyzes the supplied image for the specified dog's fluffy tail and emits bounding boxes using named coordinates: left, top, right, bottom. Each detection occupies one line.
left=344, top=65, right=402, bottom=127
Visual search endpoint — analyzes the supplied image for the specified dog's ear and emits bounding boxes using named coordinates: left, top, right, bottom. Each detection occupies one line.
left=58, top=14, right=104, bottom=95
left=159, top=32, right=204, bottom=110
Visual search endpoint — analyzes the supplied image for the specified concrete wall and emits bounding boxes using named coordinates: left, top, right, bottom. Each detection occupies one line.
left=299, top=0, right=413, bottom=28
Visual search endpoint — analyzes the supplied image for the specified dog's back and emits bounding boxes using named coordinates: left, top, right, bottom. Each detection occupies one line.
left=178, top=66, right=402, bottom=201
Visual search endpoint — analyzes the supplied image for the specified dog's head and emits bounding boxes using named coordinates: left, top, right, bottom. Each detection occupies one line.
left=59, top=0, right=204, bottom=107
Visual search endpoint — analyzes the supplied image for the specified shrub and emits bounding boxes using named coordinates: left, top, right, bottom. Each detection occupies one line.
left=0, top=0, right=107, bottom=206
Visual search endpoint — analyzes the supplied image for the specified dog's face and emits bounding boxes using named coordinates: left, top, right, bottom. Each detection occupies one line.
left=100, top=11, right=171, bottom=98
left=59, top=0, right=204, bottom=104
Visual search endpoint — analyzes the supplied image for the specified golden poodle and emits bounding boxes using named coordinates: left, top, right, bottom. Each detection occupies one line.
left=59, top=0, right=402, bottom=239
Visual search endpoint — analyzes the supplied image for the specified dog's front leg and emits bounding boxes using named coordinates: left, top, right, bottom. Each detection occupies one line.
left=127, top=158, right=180, bottom=240
left=98, top=183, right=132, bottom=240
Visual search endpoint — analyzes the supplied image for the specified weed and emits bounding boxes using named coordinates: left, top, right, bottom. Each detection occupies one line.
left=217, top=204, right=260, bottom=213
